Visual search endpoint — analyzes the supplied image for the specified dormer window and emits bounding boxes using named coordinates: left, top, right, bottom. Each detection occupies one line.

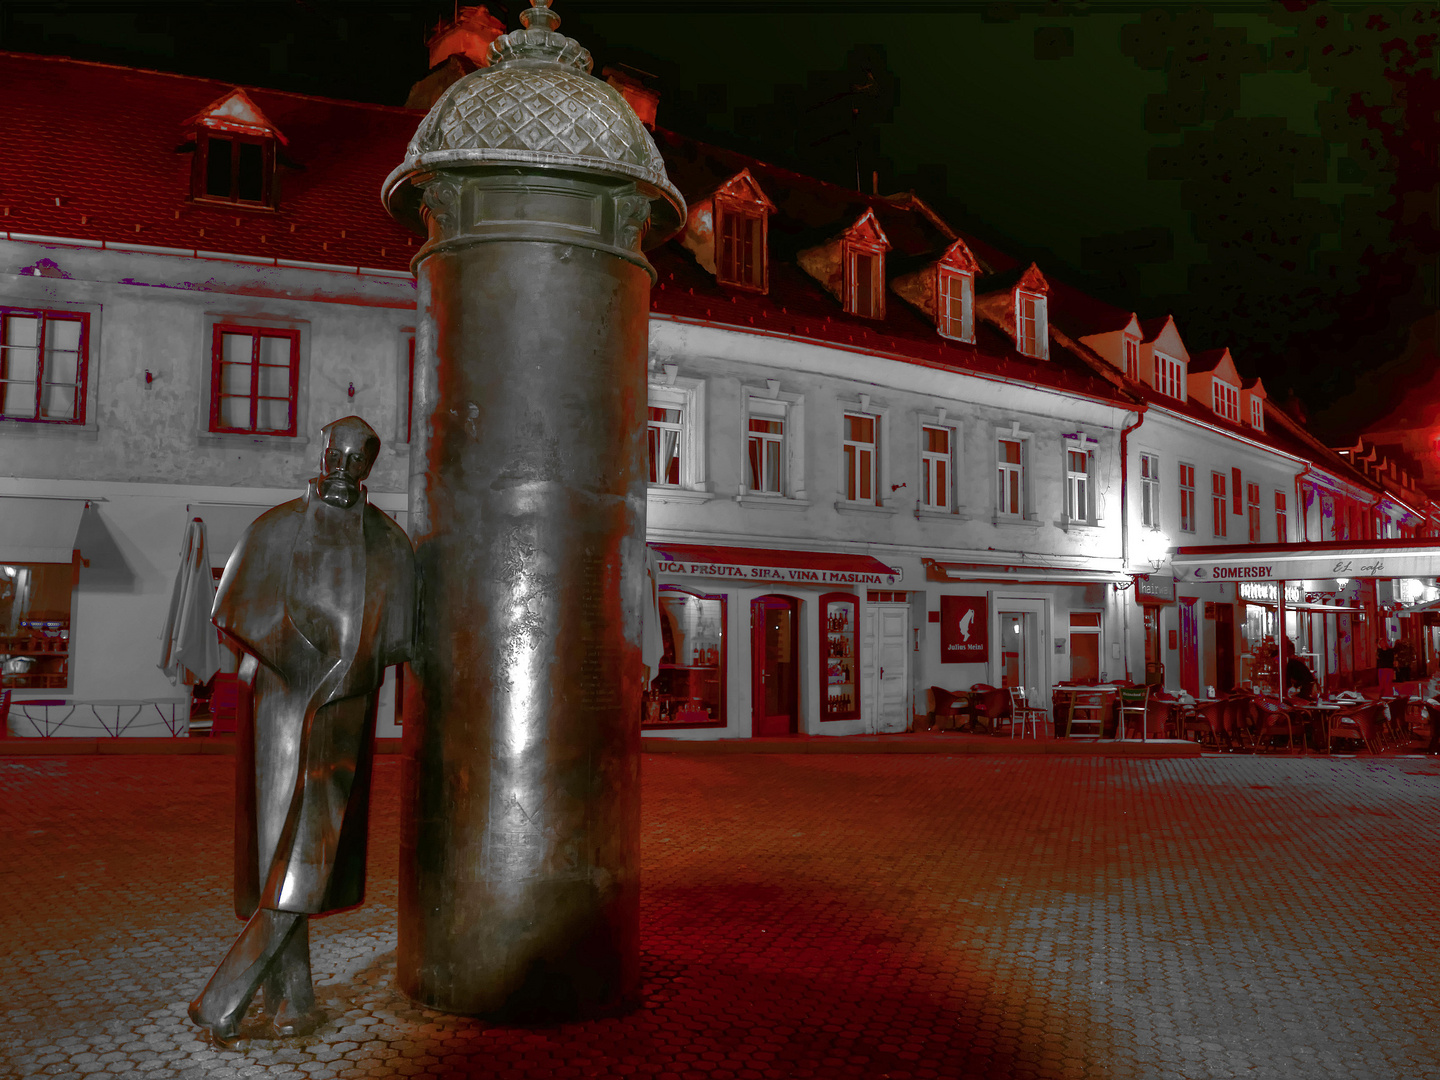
left=1154, top=352, right=1183, bottom=400
left=842, top=209, right=890, bottom=321
left=1212, top=379, right=1239, bottom=422
left=938, top=270, right=973, bottom=341
left=1249, top=396, right=1264, bottom=430
left=1124, top=334, right=1140, bottom=380
left=184, top=89, right=285, bottom=208
left=1016, top=291, right=1047, bottom=359
left=716, top=201, right=765, bottom=290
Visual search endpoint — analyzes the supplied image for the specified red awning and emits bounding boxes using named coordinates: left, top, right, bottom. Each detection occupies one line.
left=648, top=542, right=903, bottom=586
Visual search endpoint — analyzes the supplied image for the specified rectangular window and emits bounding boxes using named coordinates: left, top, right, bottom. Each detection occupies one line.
left=1274, top=491, right=1287, bottom=542
left=1069, top=612, right=1102, bottom=682
left=850, top=251, right=882, bottom=319
left=1212, top=380, right=1240, bottom=422
left=718, top=205, right=765, bottom=289
left=1154, top=353, right=1183, bottom=400
left=746, top=415, right=784, bottom=493
left=1250, top=396, right=1264, bottom=429
left=997, top=438, right=1024, bottom=517
left=1231, top=467, right=1243, bottom=515
left=1212, top=472, right=1228, bottom=538
left=1124, top=336, right=1140, bottom=380
left=1247, top=482, right=1261, bottom=542
left=939, top=271, right=973, bottom=341
left=1066, top=448, right=1089, bottom=522
left=0, top=308, right=88, bottom=425
left=199, top=133, right=271, bottom=204
left=1016, top=292, right=1047, bottom=358
left=843, top=413, right=877, bottom=503
left=1140, top=453, right=1160, bottom=529
left=1179, top=463, right=1196, bottom=533
left=0, top=561, right=74, bottom=691
left=209, top=324, right=300, bottom=436
left=648, top=406, right=684, bottom=485
left=920, top=425, right=951, bottom=510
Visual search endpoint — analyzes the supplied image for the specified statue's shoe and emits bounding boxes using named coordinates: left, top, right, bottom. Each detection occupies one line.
left=187, top=998, right=243, bottom=1049
left=271, top=1004, right=324, bottom=1038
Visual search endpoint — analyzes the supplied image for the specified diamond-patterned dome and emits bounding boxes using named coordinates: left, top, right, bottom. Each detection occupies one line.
left=383, top=5, right=683, bottom=247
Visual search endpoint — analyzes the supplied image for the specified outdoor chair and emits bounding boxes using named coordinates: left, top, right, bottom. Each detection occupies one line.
left=1118, top=685, right=1150, bottom=739
left=928, top=687, right=973, bottom=732
left=1327, top=701, right=1386, bottom=754
left=969, top=684, right=1011, bottom=735
left=1007, top=686, right=1048, bottom=739
left=1251, top=695, right=1304, bottom=752
left=1190, top=700, right=1228, bottom=749
left=1222, top=692, right=1257, bottom=751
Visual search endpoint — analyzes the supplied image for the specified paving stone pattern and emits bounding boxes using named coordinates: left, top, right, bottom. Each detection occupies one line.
left=3, top=753, right=1440, bottom=1079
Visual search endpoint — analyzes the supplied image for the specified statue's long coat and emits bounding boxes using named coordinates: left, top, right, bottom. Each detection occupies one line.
left=212, top=481, right=414, bottom=917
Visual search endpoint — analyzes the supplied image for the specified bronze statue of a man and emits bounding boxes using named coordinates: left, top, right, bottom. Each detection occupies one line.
left=189, top=416, right=415, bottom=1046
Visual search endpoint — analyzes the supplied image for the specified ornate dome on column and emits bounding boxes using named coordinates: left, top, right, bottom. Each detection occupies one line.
left=383, top=0, right=684, bottom=246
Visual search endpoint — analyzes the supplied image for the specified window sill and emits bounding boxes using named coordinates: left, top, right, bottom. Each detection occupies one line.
left=993, top=514, right=1043, bottom=528
left=199, top=430, right=311, bottom=450
left=648, top=486, right=715, bottom=504
left=914, top=505, right=966, bottom=520
left=835, top=501, right=898, bottom=516
left=1059, top=520, right=1103, bottom=533
left=0, top=420, right=100, bottom=441
left=735, top=493, right=810, bottom=511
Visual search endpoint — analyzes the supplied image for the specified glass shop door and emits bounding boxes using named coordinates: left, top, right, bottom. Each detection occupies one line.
left=751, top=595, right=798, bottom=737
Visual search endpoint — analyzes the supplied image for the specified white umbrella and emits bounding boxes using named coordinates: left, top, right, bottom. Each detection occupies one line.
left=642, top=545, right=664, bottom=686
left=159, top=517, right=221, bottom=685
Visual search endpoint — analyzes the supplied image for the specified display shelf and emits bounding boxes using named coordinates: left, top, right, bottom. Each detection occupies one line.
left=820, top=592, right=861, bottom=721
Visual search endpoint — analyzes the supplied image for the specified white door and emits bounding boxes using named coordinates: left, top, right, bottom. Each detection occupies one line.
left=875, top=603, right=910, bottom=733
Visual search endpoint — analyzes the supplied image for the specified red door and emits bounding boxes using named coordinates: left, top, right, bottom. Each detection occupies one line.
left=1180, top=598, right=1199, bottom=697
left=752, top=595, right=798, bottom=736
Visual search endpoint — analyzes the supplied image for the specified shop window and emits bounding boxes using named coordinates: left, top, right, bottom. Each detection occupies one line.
left=1211, top=472, right=1228, bottom=538
left=1247, top=482, right=1261, bottom=542
left=0, top=308, right=89, bottom=426
left=1154, top=352, right=1184, bottom=400
left=997, top=436, right=1025, bottom=518
left=0, top=561, right=74, bottom=691
left=642, top=588, right=725, bottom=729
left=1212, top=378, right=1239, bottom=422
left=1016, top=291, right=1048, bottom=359
left=209, top=324, right=300, bottom=436
left=843, top=412, right=878, bottom=504
left=196, top=131, right=274, bottom=205
left=1069, top=612, right=1101, bottom=682
left=920, top=424, right=953, bottom=511
left=1065, top=444, right=1091, bottom=524
left=648, top=378, right=706, bottom=492
left=716, top=200, right=767, bottom=291
left=821, top=592, right=860, bottom=720
left=1179, top=462, right=1195, bottom=533
left=938, top=270, right=974, bottom=342
left=1124, top=335, right=1140, bottom=380
left=1140, top=452, right=1160, bottom=529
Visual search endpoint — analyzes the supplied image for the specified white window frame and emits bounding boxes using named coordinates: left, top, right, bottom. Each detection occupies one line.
left=1179, top=462, right=1196, bottom=534
left=1212, top=379, right=1239, bottom=422
left=918, top=416, right=960, bottom=513
left=1211, top=470, right=1228, bottom=539
left=1016, top=291, right=1048, bottom=359
left=745, top=397, right=786, bottom=494
left=994, top=423, right=1034, bottom=523
left=1139, top=452, right=1160, bottom=530
left=1275, top=490, right=1288, bottom=542
left=846, top=246, right=885, bottom=320
left=739, top=384, right=805, bottom=505
left=715, top=197, right=768, bottom=292
left=938, top=270, right=974, bottom=342
left=1247, top=481, right=1262, bottom=542
left=1154, top=352, right=1184, bottom=400
left=646, top=375, right=708, bottom=498
left=1124, top=335, right=1140, bottom=380
left=1249, top=396, right=1264, bottom=430
left=1062, top=435, right=1097, bottom=526
left=842, top=410, right=880, bottom=505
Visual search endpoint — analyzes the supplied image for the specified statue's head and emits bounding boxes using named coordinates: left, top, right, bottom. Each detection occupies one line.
left=317, top=416, right=381, bottom=509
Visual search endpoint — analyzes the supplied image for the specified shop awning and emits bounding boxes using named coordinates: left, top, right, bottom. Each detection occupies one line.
left=924, top=559, right=1130, bottom=585
left=0, top=496, right=87, bottom=563
left=1171, top=538, right=1440, bottom=584
left=648, top=542, right=902, bottom=585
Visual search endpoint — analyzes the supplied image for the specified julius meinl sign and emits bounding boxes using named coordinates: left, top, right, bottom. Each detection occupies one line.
left=655, top=560, right=902, bottom=586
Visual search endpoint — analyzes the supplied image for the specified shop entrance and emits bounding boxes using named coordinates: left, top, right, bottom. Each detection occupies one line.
left=863, top=602, right=910, bottom=733
left=996, top=600, right=1045, bottom=706
left=751, top=595, right=798, bottom=736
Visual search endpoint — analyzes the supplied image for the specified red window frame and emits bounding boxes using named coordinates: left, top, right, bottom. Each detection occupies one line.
left=1275, top=491, right=1288, bottom=542
left=1211, top=471, right=1227, bottom=538
left=1247, top=482, right=1261, bottom=542
left=193, top=130, right=275, bottom=206
left=0, top=307, right=89, bottom=426
left=209, top=324, right=300, bottom=436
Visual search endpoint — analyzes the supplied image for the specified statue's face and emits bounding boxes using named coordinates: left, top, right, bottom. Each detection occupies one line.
left=318, top=428, right=374, bottom=508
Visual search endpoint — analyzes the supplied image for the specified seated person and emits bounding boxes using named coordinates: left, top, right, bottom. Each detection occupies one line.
left=1284, top=645, right=1318, bottom=702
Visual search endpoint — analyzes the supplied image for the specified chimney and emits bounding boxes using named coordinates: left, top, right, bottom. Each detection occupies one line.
left=427, top=6, right=506, bottom=70
left=603, top=66, right=659, bottom=129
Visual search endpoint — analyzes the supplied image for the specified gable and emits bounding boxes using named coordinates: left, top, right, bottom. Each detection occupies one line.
left=185, top=88, right=288, bottom=144
left=714, top=168, right=776, bottom=213
left=1147, top=317, right=1189, bottom=363
left=1016, top=262, right=1048, bottom=296
left=844, top=208, right=890, bottom=251
left=937, top=238, right=979, bottom=275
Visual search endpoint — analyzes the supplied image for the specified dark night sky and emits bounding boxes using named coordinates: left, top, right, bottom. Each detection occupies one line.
left=5, top=1, right=1439, bottom=441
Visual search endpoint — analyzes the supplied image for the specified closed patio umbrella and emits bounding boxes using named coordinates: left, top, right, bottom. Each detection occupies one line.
left=159, top=517, right=221, bottom=685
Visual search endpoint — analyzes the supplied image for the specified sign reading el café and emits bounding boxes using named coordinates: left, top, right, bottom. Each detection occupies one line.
left=1186, top=557, right=1394, bottom=583
left=655, top=559, right=902, bottom=586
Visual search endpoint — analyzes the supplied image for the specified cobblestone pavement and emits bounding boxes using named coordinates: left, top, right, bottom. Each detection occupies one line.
left=3, top=753, right=1440, bottom=1080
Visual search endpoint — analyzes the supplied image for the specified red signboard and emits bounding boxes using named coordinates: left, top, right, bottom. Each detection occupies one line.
left=940, top=595, right=988, bottom=663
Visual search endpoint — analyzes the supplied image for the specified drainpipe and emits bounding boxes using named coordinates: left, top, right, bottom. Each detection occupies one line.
left=1118, top=405, right=1148, bottom=683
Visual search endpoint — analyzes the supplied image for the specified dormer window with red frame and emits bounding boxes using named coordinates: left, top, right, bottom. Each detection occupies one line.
left=185, top=89, right=286, bottom=208
left=936, top=238, right=979, bottom=342
left=1013, top=264, right=1049, bottom=359
left=843, top=209, right=890, bottom=320
left=712, top=170, right=775, bottom=292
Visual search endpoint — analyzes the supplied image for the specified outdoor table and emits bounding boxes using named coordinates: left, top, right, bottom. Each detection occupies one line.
left=1051, top=685, right=1118, bottom=738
